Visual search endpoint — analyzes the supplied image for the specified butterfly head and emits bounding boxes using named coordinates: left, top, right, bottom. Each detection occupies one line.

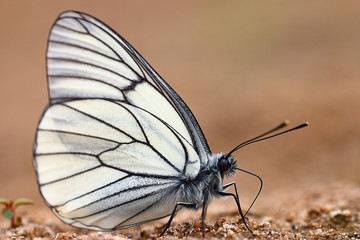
left=217, top=153, right=237, bottom=178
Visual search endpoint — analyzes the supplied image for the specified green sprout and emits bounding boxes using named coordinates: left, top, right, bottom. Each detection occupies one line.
left=0, top=198, right=33, bottom=228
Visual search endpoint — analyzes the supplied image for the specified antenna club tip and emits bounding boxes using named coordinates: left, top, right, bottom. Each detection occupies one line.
left=284, top=120, right=290, bottom=125
left=296, top=122, right=309, bottom=130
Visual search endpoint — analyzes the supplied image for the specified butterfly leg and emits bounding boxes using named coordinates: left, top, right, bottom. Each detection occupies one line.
left=222, top=182, right=239, bottom=200
left=159, top=202, right=196, bottom=237
left=216, top=183, right=253, bottom=233
left=223, top=181, right=250, bottom=216
left=200, top=193, right=209, bottom=238
left=222, top=182, right=248, bottom=218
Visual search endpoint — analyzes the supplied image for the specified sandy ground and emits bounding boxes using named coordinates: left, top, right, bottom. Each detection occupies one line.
left=1, top=182, right=359, bottom=239
left=1, top=1, right=360, bottom=239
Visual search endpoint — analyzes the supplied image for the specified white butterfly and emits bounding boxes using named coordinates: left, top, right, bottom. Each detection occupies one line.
left=33, top=11, right=307, bottom=237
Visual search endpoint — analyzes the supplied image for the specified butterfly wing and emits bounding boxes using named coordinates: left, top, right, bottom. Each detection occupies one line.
left=33, top=11, right=207, bottom=230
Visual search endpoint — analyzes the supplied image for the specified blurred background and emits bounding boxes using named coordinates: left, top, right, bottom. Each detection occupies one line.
left=0, top=1, right=359, bottom=214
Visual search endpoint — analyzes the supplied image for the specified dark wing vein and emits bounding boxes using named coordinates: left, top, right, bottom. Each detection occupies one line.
left=113, top=102, right=149, bottom=144
left=72, top=185, right=172, bottom=220
left=117, top=101, right=191, bottom=173
left=48, top=57, right=136, bottom=82
left=53, top=175, right=132, bottom=208
left=65, top=182, right=170, bottom=215
left=115, top=201, right=157, bottom=228
left=55, top=16, right=146, bottom=83
left=37, top=128, right=121, bottom=145
left=60, top=102, right=136, bottom=141
left=75, top=13, right=148, bottom=84
left=40, top=165, right=102, bottom=186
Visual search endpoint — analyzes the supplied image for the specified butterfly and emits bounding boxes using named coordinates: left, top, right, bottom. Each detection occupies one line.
left=33, top=11, right=308, bottom=237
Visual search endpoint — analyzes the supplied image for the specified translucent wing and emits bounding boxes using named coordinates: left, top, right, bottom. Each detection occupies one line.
left=33, top=11, right=208, bottom=230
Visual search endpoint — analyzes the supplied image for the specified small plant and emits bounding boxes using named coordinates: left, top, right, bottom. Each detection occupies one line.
left=0, top=198, right=33, bottom=228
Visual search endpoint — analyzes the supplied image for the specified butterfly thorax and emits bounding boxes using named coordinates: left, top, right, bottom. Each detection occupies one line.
left=174, top=153, right=236, bottom=210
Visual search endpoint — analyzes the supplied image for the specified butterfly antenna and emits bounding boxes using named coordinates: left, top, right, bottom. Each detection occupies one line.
left=227, top=121, right=308, bottom=217
left=238, top=120, right=289, bottom=146
left=226, top=121, right=309, bottom=158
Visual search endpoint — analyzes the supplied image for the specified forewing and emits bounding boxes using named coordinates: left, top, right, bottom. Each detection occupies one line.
left=47, top=11, right=211, bottom=163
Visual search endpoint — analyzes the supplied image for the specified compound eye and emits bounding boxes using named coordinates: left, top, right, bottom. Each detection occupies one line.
left=218, top=157, right=231, bottom=173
